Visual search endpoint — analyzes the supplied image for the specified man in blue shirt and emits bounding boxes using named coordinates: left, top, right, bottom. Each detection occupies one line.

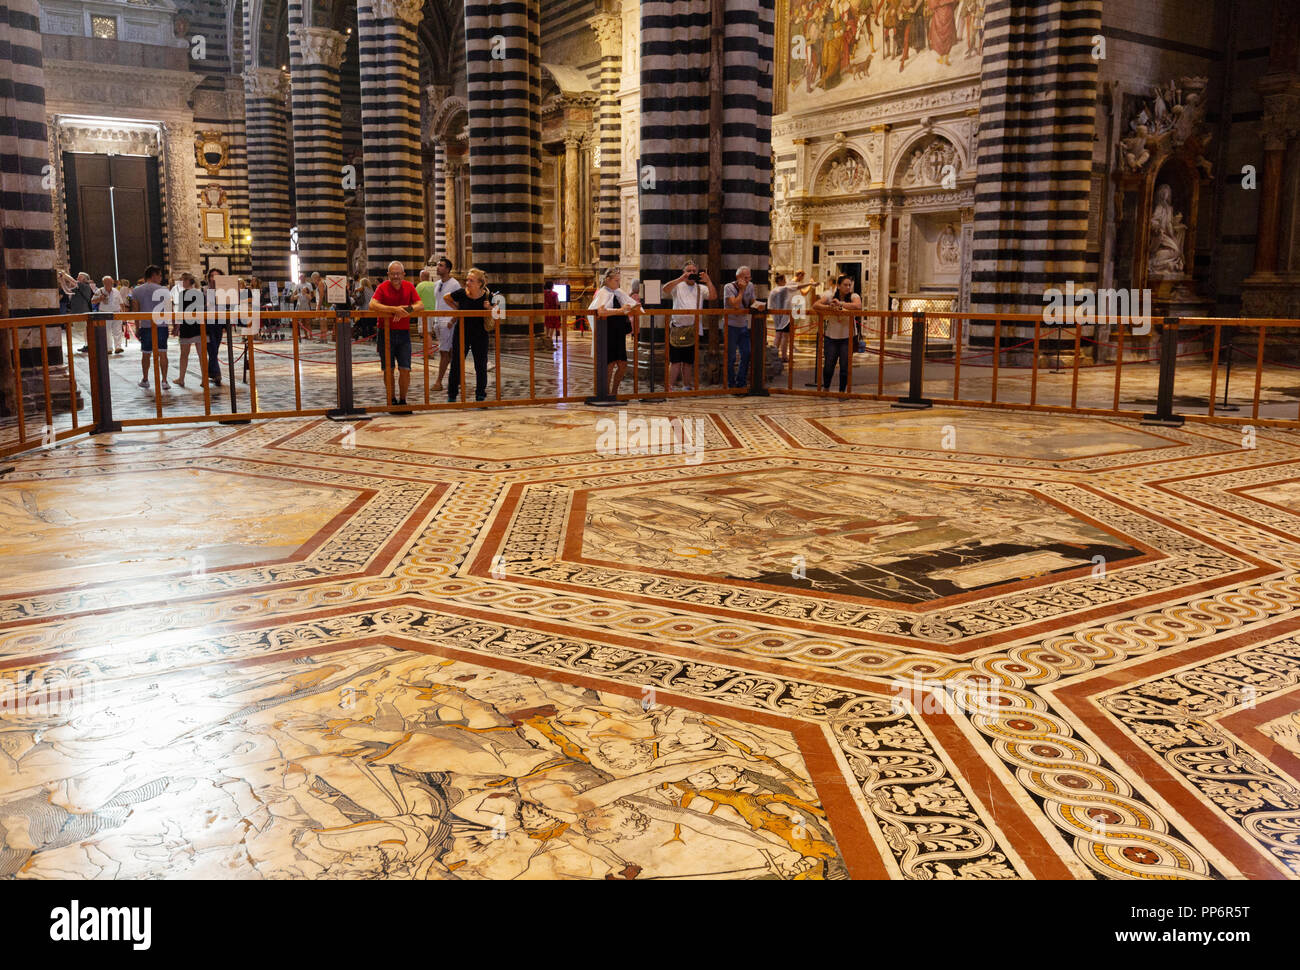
left=723, top=266, right=764, bottom=388
left=131, top=265, right=172, bottom=391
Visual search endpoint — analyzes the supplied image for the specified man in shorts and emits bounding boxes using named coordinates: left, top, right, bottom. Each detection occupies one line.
left=662, top=259, right=717, bottom=391
left=425, top=257, right=461, bottom=392
left=132, top=265, right=172, bottom=391
left=369, top=260, right=420, bottom=406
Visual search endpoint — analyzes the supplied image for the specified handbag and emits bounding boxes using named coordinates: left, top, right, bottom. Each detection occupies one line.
left=669, top=325, right=695, bottom=347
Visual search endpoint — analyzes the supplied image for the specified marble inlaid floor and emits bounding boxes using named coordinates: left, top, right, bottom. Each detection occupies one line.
left=2, top=397, right=1300, bottom=880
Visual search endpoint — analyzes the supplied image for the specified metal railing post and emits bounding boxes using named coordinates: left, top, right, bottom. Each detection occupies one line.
left=88, top=312, right=122, bottom=434
left=894, top=309, right=933, bottom=409
left=328, top=309, right=369, bottom=421
left=1142, top=316, right=1184, bottom=426
left=586, top=312, right=620, bottom=406
left=748, top=307, right=769, bottom=397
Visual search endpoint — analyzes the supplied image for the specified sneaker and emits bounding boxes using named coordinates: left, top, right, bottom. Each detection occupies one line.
left=138, top=378, right=149, bottom=388
left=391, top=397, right=400, bottom=406
left=160, top=380, right=171, bottom=390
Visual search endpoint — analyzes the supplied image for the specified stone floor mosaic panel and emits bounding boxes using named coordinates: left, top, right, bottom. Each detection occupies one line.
left=2, top=397, right=1299, bottom=879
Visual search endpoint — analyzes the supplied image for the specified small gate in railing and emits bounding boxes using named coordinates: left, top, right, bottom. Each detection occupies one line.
left=2, top=307, right=1298, bottom=460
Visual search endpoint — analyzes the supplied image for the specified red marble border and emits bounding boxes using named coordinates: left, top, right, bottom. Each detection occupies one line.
left=1051, top=614, right=1300, bottom=880
left=1216, top=685, right=1300, bottom=785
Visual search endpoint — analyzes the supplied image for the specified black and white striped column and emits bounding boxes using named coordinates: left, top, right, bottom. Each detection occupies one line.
left=639, top=1, right=774, bottom=288
left=289, top=14, right=349, bottom=279
left=464, top=0, right=544, bottom=309
left=970, top=0, right=1102, bottom=315
left=590, top=12, right=622, bottom=268
left=0, top=0, right=56, bottom=318
left=357, top=0, right=426, bottom=278
left=242, top=67, right=293, bottom=281
left=722, top=0, right=775, bottom=288
left=431, top=136, right=446, bottom=259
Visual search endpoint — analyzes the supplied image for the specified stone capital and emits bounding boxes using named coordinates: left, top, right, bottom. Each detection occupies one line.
left=294, top=27, right=348, bottom=69
left=1260, top=87, right=1300, bottom=143
left=368, top=0, right=423, bottom=27
left=589, top=13, right=622, bottom=56
left=243, top=67, right=289, bottom=103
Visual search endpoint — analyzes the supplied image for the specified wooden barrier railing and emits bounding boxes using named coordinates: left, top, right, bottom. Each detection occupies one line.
left=1, top=306, right=1298, bottom=459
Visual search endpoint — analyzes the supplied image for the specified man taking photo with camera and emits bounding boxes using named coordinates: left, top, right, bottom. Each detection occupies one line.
left=662, top=259, right=717, bottom=391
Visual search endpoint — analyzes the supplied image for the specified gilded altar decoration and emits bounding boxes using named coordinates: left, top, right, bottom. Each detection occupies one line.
left=195, top=130, right=229, bottom=176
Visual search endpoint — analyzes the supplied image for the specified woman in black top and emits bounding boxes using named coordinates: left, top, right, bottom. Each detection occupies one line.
left=175, top=274, right=204, bottom=387
left=443, top=267, right=493, bottom=403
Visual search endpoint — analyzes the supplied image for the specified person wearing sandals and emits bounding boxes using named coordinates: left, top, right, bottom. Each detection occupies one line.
left=588, top=267, right=642, bottom=397
left=662, top=259, right=717, bottom=391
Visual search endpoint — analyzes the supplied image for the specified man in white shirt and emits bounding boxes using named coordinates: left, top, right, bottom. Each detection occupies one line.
left=662, top=259, right=717, bottom=391
left=92, top=275, right=126, bottom=353
left=426, top=257, right=462, bottom=392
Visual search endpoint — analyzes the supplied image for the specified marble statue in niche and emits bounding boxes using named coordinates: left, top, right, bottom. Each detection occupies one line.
left=937, top=224, right=959, bottom=267
left=1148, top=184, right=1186, bottom=278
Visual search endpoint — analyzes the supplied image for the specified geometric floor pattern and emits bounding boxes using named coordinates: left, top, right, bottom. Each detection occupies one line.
left=2, top=398, right=1298, bottom=879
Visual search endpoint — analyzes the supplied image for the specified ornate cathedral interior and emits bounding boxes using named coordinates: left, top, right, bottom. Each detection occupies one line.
left=1, top=0, right=1298, bottom=898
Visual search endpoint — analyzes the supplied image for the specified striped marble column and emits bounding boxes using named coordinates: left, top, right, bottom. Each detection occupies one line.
left=0, top=0, right=56, bottom=318
left=431, top=137, right=446, bottom=259
left=589, top=12, right=622, bottom=268
left=242, top=67, right=293, bottom=281
left=288, top=17, right=349, bottom=279
left=970, top=0, right=1103, bottom=315
left=722, top=0, right=775, bottom=288
left=357, top=0, right=426, bottom=279
left=0, top=0, right=59, bottom=418
left=638, top=0, right=712, bottom=284
left=639, top=0, right=774, bottom=288
left=464, top=0, right=544, bottom=309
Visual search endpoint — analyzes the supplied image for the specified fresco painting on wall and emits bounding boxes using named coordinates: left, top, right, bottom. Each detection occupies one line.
left=788, top=0, right=985, bottom=110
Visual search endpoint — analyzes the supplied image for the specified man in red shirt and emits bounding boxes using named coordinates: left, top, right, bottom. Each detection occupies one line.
left=369, top=260, right=420, bottom=406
